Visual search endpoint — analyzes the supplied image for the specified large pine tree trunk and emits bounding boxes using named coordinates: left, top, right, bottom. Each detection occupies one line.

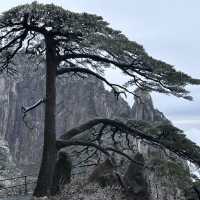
left=33, top=37, right=58, bottom=197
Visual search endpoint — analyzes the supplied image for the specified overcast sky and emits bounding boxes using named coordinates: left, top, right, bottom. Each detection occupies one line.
left=1, top=0, right=200, bottom=144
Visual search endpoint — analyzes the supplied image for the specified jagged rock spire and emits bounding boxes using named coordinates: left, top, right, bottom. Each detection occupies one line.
left=131, top=88, right=168, bottom=122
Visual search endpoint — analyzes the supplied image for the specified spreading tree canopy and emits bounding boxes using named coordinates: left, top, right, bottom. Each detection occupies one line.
left=0, top=2, right=200, bottom=197
left=1, top=2, right=199, bottom=98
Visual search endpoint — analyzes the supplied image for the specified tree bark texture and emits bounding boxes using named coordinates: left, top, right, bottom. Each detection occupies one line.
left=33, top=37, right=57, bottom=197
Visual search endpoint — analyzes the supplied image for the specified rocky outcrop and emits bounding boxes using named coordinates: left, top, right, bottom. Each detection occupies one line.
left=88, top=158, right=119, bottom=188
left=124, top=89, right=187, bottom=200
left=0, top=57, right=131, bottom=173
left=124, top=153, right=149, bottom=200
left=132, top=88, right=169, bottom=122
left=0, top=138, right=20, bottom=186
left=51, top=151, right=72, bottom=195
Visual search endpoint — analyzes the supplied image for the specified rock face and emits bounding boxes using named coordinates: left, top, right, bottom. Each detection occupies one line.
left=0, top=139, right=21, bottom=198
left=132, top=88, right=168, bottom=122
left=51, top=151, right=72, bottom=195
left=0, top=56, right=131, bottom=173
left=0, top=138, right=20, bottom=187
left=88, top=158, right=117, bottom=187
left=0, top=56, right=187, bottom=199
left=129, top=89, right=186, bottom=200
left=124, top=153, right=149, bottom=200
left=132, top=148, right=187, bottom=200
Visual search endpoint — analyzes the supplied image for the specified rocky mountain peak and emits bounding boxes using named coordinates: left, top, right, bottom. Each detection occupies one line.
left=131, top=88, right=168, bottom=122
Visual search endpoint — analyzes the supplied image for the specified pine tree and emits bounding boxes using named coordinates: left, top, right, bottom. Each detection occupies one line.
left=0, top=2, right=199, bottom=197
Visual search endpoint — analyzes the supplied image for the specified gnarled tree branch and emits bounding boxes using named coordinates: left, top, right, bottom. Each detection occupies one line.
left=56, top=139, right=145, bottom=167
left=21, top=98, right=46, bottom=115
left=58, top=118, right=200, bottom=167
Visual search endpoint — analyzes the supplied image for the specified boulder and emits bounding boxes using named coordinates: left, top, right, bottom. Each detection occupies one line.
left=50, top=151, right=72, bottom=195
left=124, top=153, right=150, bottom=200
left=88, top=158, right=119, bottom=187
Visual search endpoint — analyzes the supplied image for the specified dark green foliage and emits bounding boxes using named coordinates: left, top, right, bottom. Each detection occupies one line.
left=0, top=2, right=200, bottom=99
left=151, top=158, right=190, bottom=181
left=183, top=176, right=200, bottom=200
left=127, top=120, right=200, bottom=167
left=150, top=158, right=195, bottom=199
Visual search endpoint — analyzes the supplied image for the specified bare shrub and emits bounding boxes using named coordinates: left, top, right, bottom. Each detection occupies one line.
left=50, top=178, right=124, bottom=200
